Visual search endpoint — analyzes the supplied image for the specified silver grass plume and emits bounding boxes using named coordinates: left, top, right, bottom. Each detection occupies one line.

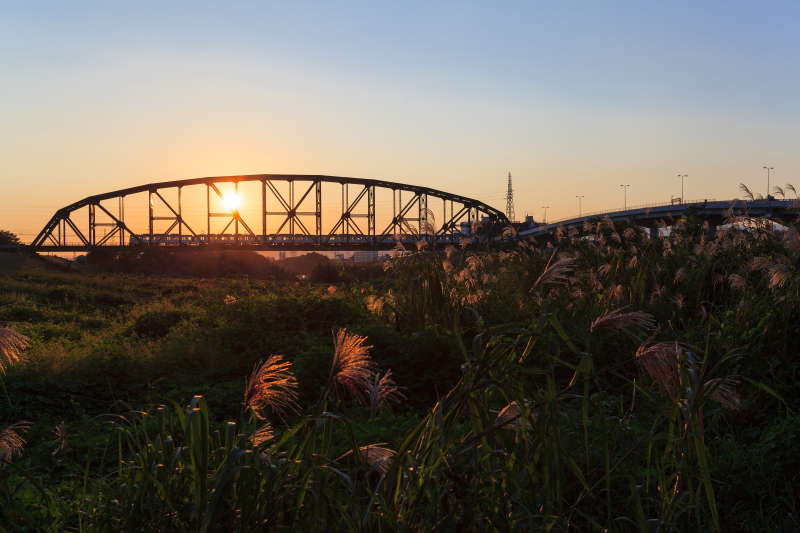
left=728, top=273, right=747, bottom=291
left=367, top=369, right=406, bottom=420
left=749, top=256, right=774, bottom=271
left=739, top=183, right=755, bottom=201
left=530, top=256, right=575, bottom=293
left=568, top=226, right=579, bottom=240
left=0, top=421, right=32, bottom=462
left=51, top=421, right=70, bottom=455
left=249, top=422, right=275, bottom=446
left=337, top=444, right=395, bottom=475
left=0, top=328, right=30, bottom=374
left=591, top=307, right=656, bottom=340
left=496, top=401, right=535, bottom=431
left=244, top=355, right=299, bottom=421
left=635, top=341, right=693, bottom=398
left=367, top=295, right=389, bottom=316
left=768, top=264, right=792, bottom=289
left=703, top=378, right=741, bottom=411
left=328, top=329, right=377, bottom=403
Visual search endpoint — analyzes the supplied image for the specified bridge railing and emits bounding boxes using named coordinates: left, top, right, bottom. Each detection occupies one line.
left=544, top=198, right=718, bottom=226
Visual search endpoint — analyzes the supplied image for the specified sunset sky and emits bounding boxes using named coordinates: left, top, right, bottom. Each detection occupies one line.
left=2, top=2, right=799, bottom=240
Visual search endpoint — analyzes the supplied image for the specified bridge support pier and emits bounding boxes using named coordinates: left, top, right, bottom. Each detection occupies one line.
left=649, top=226, right=660, bottom=240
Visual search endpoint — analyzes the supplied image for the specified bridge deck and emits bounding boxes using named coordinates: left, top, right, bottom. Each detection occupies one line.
left=520, top=198, right=796, bottom=238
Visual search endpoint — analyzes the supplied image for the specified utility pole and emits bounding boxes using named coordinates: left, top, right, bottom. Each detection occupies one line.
left=621, top=184, right=630, bottom=209
left=678, top=175, right=687, bottom=203
left=576, top=195, right=584, bottom=217
left=541, top=206, right=549, bottom=224
left=505, top=172, right=515, bottom=222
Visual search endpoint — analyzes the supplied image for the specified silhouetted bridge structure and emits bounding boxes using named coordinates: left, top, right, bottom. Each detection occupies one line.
left=27, top=174, right=509, bottom=252
left=16, top=175, right=797, bottom=254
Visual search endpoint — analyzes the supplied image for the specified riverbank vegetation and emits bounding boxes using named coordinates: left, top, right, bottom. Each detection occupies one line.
left=1, top=205, right=799, bottom=531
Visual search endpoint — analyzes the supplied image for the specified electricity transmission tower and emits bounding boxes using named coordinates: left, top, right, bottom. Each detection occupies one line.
left=506, top=172, right=515, bottom=222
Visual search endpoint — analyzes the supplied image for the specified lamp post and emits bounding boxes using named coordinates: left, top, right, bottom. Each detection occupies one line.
left=678, top=175, right=687, bottom=203
left=576, top=195, right=584, bottom=217
left=764, top=166, right=774, bottom=222
left=621, top=184, right=630, bottom=209
left=763, top=167, right=773, bottom=199
left=542, top=206, right=549, bottom=224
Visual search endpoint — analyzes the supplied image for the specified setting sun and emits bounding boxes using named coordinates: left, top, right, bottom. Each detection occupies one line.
left=223, top=192, right=240, bottom=211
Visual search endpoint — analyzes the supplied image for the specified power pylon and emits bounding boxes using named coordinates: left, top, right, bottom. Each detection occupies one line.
left=505, top=172, right=515, bottom=222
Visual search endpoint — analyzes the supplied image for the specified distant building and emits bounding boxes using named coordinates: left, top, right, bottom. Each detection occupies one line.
left=352, top=250, right=379, bottom=262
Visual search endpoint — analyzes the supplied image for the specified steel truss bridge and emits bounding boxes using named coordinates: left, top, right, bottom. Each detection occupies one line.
left=29, top=174, right=509, bottom=252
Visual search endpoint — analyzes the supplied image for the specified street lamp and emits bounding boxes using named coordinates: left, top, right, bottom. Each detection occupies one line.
left=542, top=206, right=549, bottom=224
left=576, top=195, right=584, bottom=217
left=678, top=175, right=687, bottom=203
left=763, top=167, right=773, bottom=199
left=764, top=167, right=774, bottom=222
left=620, top=185, right=630, bottom=209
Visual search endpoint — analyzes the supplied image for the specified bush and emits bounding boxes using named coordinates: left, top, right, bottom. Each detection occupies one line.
left=128, top=309, right=190, bottom=339
left=310, top=260, right=341, bottom=283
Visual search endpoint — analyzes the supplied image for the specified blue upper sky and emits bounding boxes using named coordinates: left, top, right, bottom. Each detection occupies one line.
left=2, top=2, right=798, bottom=234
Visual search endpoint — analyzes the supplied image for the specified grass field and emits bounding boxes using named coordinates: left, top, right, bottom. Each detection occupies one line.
left=1, top=210, right=799, bottom=531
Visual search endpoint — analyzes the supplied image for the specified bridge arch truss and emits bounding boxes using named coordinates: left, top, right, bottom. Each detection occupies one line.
left=31, top=174, right=509, bottom=252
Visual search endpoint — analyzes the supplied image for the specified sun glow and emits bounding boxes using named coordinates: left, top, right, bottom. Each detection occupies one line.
left=223, top=193, right=240, bottom=210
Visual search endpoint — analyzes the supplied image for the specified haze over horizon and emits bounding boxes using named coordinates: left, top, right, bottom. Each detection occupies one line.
left=2, top=2, right=799, bottom=240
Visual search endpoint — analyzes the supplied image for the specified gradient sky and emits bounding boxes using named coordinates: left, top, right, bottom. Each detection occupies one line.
left=2, top=2, right=799, bottom=240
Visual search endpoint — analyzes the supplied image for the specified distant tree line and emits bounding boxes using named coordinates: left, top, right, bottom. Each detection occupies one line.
left=86, top=249, right=292, bottom=279
left=0, top=230, right=20, bottom=248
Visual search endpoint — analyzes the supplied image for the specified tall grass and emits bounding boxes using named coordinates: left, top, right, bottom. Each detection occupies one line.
left=2, top=203, right=799, bottom=530
left=2, top=309, right=750, bottom=531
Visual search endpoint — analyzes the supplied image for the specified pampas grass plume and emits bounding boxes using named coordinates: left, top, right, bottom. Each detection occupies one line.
left=328, top=329, right=377, bottom=403
left=530, top=256, right=575, bottom=293
left=244, top=355, right=299, bottom=421
left=367, top=370, right=406, bottom=420
left=337, top=444, right=395, bottom=475
left=0, top=328, right=30, bottom=374
left=0, top=421, right=32, bottom=462
left=591, top=307, right=655, bottom=339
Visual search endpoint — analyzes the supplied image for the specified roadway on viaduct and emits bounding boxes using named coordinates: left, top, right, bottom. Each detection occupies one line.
left=519, top=198, right=797, bottom=241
